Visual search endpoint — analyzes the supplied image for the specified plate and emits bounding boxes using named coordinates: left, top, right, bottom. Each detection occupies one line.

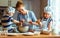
left=23, top=32, right=34, bottom=36
left=7, top=33, right=19, bottom=35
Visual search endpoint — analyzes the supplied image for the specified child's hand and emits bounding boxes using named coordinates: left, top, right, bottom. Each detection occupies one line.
left=36, top=19, right=42, bottom=28
left=36, top=19, right=41, bottom=24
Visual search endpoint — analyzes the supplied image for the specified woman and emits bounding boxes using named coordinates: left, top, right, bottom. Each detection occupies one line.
left=15, top=1, right=40, bottom=32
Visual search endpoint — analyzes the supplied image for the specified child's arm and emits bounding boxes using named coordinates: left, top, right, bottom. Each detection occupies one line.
left=48, top=21, right=52, bottom=31
left=36, top=19, right=42, bottom=28
left=11, top=17, right=20, bottom=24
left=12, top=19, right=22, bottom=26
left=12, top=19, right=19, bottom=23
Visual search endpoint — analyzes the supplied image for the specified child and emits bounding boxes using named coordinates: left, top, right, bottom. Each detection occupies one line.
left=38, top=11, right=52, bottom=34
left=1, top=7, right=20, bottom=33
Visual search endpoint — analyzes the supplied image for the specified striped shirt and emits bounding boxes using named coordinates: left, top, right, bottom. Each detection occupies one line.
left=1, top=15, right=14, bottom=32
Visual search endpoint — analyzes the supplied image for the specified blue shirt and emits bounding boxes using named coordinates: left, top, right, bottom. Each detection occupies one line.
left=17, top=11, right=39, bottom=30
left=17, top=11, right=37, bottom=22
left=1, top=15, right=13, bottom=27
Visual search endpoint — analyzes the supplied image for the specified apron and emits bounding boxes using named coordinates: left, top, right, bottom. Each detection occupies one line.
left=41, top=18, right=49, bottom=31
left=19, top=12, right=39, bottom=31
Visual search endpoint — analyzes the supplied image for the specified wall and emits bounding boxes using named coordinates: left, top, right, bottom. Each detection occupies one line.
left=0, top=0, right=8, bottom=6
left=30, top=0, right=40, bottom=19
left=40, top=0, right=48, bottom=17
left=22, top=0, right=40, bottom=19
left=0, top=0, right=18, bottom=7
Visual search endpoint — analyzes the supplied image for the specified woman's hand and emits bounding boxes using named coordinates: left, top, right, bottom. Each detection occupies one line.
left=29, top=21, right=38, bottom=25
left=16, top=22, right=21, bottom=26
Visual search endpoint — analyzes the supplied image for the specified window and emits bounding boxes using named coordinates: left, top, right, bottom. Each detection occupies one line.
left=45, top=0, right=60, bottom=32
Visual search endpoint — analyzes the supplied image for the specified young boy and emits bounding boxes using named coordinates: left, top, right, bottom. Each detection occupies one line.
left=1, top=7, right=20, bottom=33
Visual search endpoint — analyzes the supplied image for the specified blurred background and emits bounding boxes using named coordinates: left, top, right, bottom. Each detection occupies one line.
left=0, top=0, right=47, bottom=19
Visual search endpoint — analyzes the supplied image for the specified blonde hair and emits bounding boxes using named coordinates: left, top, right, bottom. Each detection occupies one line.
left=4, top=7, right=15, bottom=15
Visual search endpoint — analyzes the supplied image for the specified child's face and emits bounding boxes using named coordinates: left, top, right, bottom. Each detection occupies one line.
left=43, top=13, right=50, bottom=18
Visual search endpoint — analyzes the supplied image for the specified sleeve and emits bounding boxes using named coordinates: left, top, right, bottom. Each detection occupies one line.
left=30, top=11, right=37, bottom=22
left=48, top=18, right=53, bottom=23
left=10, top=17, right=14, bottom=21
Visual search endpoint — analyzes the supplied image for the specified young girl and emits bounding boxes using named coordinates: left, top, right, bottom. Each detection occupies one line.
left=38, top=11, right=52, bottom=34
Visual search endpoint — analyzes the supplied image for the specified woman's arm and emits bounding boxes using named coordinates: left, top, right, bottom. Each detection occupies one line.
left=29, top=21, right=38, bottom=25
left=29, top=11, right=38, bottom=25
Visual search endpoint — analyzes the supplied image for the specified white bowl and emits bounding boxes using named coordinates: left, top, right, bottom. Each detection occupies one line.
left=18, top=26, right=29, bottom=33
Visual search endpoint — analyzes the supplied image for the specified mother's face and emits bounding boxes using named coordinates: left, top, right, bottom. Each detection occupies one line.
left=17, top=5, right=26, bottom=15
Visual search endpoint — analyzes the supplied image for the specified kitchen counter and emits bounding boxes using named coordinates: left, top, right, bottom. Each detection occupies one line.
left=0, top=34, right=60, bottom=38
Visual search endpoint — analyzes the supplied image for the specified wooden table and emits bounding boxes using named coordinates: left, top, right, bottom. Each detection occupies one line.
left=0, top=34, right=60, bottom=38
